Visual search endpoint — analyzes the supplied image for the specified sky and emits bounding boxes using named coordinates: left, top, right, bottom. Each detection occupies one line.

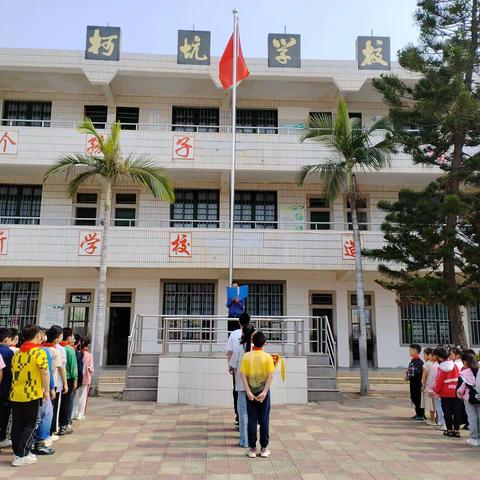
left=0, top=0, right=420, bottom=60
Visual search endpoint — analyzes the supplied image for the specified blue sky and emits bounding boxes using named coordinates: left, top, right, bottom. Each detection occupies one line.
left=0, top=0, right=419, bottom=60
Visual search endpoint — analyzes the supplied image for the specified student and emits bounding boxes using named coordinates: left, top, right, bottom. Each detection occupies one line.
left=421, top=347, right=435, bottom=425
left=0, top=328, right=14, bottom=449
left=233, top=324, right=254, bottom=448
left=58, top=328, right=78, bottom=435
left=456, top=351, right=480, bottom=446
left=405, top=344, right=425, bottom=420
left=8, top=328, right=19, bottom=353
left=434, top=346, right=461, bottom=437
left=73, top=337, right=94, bottom=421
left=226, top=312, right=251, bottom=427
left=34, top=328, right=55, bottom=455
left=451, top=346, right=464, bottom=371
left=47, top=326, right=67, bottom=436
left=10, top=324, right=49, bottom=467
left=226, top=282, right=245, bottom=333
left=426, top=349, right=446, bottom=431
left=73, top=334, right=84, bottom=391
left=240, top=331, right=275, bottom=459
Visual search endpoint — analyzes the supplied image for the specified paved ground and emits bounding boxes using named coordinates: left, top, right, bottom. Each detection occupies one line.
left=1, top=395, right=480, bottom=479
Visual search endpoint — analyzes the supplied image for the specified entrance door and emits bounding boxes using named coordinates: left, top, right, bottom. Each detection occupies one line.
left=106, top=291, right=133, bottom=366
left=309, top=292, right=335, bottom=354
left=350, top=293, right=375, bottom=367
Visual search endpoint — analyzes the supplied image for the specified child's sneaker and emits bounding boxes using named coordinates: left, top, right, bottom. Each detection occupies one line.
left=0, top=438, right=12, bottom=448
left=246, top=448, right=257, bottom=458
left=466, top=438, right=480, bottom=446
left=436, top=424, right=447, bottom=431
left=426, top=420, right=436, bottom=426
left=12, top=455, right=37, bottom=467
left=260, top=448, right=271, bottom=458
left=49, top=434, right=60, bottom=442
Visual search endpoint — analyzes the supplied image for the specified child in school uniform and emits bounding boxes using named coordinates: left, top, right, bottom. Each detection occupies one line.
left=72, top=337, right=94, bottom=421
left=422, top=347, right=436, bottom=425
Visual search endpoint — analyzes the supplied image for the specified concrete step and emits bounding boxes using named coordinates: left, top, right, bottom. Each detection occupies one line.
left=122, top=388, right=157, bottom=401
left=308, top=389, right=340, bottom=402
left=307, top=377, right=337, bottom=390
left=338, top=377, right=405, bottom=385
left=306, top=355, right=331, bottom=366
left=131, top=353, right=160, bottom=364
left=126, top=375, right=158, bottom=388
left=307, top=365, right=336, bottom=377
left=99, top=382, right=125, bottom=393
left=127, top=364, right=158, bottom=376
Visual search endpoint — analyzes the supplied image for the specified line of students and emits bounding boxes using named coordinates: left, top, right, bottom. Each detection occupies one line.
left=0, top=324, right=94, bottom=467
left=407, top=343, right=480, bottom=445
left=227, top=313, right=276, bottom=458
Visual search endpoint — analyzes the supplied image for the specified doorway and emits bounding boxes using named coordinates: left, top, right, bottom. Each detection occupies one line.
left=309, top=292, right=336, bottom=354
left=349, top=292, right=375, bottom=367
left=106, top=291, right=133, bottom=366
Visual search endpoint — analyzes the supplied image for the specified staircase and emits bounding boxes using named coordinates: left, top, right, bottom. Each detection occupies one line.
left=122, top=353, right=160, bottom=401
left=307, top=354, right=339, bottom=401
left=98, top=369, right=126, bottom=394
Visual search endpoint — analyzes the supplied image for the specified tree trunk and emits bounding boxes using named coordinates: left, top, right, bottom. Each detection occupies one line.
left=90, top=179, right=112, bottom=395
left=349, top=192, right=370, bottom=395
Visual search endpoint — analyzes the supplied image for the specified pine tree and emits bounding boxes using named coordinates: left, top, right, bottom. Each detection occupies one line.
left=370, top=0, right=480, bottom=346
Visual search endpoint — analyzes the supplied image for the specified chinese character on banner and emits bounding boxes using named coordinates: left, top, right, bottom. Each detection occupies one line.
left=172, top=135, right=195, bottom=160
left=177, top=30, right=211, bottom=65
left=85, top=26, right=121, bottom=61
left=0, top=131, right=18, bottom=155
left=85, top=134, right=105, bottom=156
left=342, top=235, right=356, bottom=259
left=170, top=233, right=192, bottom=257
left=0, top=230, right=8, bottom=255
left=78, top=231, right=102, bottom=256
left=357, top=36, right=391, bottom=71
left=268, top=33, right=301, bottom=68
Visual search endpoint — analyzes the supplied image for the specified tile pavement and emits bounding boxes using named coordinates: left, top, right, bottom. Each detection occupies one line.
left=1, top=395, right=480, bottom=479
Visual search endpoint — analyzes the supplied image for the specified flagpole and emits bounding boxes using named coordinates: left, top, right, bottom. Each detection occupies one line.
left=228, top=9, right=239, bottom=287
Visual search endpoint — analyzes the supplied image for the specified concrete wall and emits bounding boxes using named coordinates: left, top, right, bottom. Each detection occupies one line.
left=157, top=356, right=307, bottom=406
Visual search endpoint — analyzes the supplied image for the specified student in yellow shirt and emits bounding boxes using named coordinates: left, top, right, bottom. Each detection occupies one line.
left=10, top=325, right=49, bottom=467
left=240, top=331, right=275, bottom=459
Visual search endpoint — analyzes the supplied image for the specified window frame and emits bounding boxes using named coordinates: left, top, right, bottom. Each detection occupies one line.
left=2, top=100, right=52, bottom=127
left=236, top=108, right=278, bottom=134
left=113, top=191, right=138, bottom=227
left=65, top=289, right=94, bottom=336
left=348, top=291, right=376, bottom=366
left=309, top=290, right=337, bottom=353
left=307, top=196, right=331, bottom=230
left=469, top=300, right=480, bottom=347
left=73, top=191, right=100, bottom=226
left=115, top=106, right=139, bottom=130
left=234, top=190, right=278, bottom=229
left=84, top=105, right=108, bottom=129
left=345, top=196, right=369, bottom=231
left=170, top=189, right=220, bottom=228
left=171, top=106, right=220, bottom=133
left=0, top=184, right=42, bottom=225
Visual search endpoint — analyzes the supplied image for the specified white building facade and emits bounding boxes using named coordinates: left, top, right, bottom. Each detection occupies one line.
left=0, top=47, right=478, bottom=370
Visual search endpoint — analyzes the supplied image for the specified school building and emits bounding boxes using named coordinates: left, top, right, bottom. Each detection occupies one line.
left=0, top=44, right=478, bottom=402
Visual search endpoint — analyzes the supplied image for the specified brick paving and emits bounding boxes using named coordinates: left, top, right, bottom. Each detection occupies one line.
left=1, top=395, right=480, bottom=479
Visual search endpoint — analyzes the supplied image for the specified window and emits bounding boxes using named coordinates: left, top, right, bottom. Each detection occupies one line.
left=236, top=109, right=278, bottom=134
left=114, top=193, right=137, bottom=227
left=349, top=112, right=362, bottom=127
left=163, top=282, right=215, bottom=341
left=84, top=105, right=108, bottom=129
left=309, top=112, right=332, bottom=124
left=234, top=191, right=277, bottom=229
left=172, top=107, right=219, bottom=132
left=2, top=100, right=51, bottom=127
left=470, top=300, right=480, bottom=346
left=66, top=292, right=93, bottom=336
left=110, top=291, right=132, bottom=303
left=246, top=282, right=284, bottom=341
left=400, top=294, right=450, bottom=345
left=0, top=281, right=40, bottom=330
left=346, top=197, right=369, bottom=230
left=308, top=197, right=331, bottom=230
left=0, top=185, right=42, bottom=224
left=350, top=294, right=374, bottom=341
left=170, top=189, right=219, bottom=228
left=116, top=107, right=139, bottom=130
left=74, top=192, right=98, bottom=226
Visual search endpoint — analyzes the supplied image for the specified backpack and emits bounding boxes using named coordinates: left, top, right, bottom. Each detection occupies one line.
left=466, top=368, right=480, bottom=405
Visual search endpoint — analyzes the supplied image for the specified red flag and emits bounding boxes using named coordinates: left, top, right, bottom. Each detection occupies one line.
left=219, top=33, right=249, bottom=89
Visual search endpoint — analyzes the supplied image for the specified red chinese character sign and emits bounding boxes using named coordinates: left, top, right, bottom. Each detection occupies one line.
left=342, top=235, right=356, bottom=260
left=170, top=232, right=192, bottom=257
left=172, top=135, right=194, bottom=160
left=0, top=230, right=8, bottom=255
left=85, top=134, right=105, bottom=156
left=78, top=231, right=102, bottom=256
left=0, top=131, right=18, bottom=155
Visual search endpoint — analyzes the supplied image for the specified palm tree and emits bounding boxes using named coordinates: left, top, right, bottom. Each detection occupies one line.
left=43, top=119, right=174, bottom=394
left=297, top=98, right=395, bottom=395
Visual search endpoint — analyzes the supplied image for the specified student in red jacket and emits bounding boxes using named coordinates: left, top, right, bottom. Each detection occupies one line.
left=434, top=346, right=462, bottom=438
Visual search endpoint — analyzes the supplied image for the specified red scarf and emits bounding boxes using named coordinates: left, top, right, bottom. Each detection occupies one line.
left=43, top=342, right=56, bottom=348
left=19, top=342, right=39, bottom=353
left=59, top=341, right=70, bottom=347
left=252, top=346, right=263, bottom=351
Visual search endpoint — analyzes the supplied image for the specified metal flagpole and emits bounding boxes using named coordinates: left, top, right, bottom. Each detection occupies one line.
left=228, top=9, right=239, bottom=287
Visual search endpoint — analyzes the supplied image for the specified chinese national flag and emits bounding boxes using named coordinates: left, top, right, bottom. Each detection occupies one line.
left=219, top=33, right=250, bottom=89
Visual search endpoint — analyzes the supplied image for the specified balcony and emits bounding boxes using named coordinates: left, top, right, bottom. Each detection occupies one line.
left=0, top=120, right=438, bottom=176
left=0, top=217, right=385, bottom=270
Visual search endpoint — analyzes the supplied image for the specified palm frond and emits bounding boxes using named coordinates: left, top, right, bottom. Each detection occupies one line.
left=353, top=145, right=391, bottom=171
left=42, top=155, right=98, bottom=182
left=333, top=98, right=352, bottom=140
left=102, top=121, right=121, bottom=159
left=66, top=170, right=98, bottom=198
left=299, top=113, right=334, bottom=145
left=366, top=116, right=394, bottom=136
left=123, top=154, right=175, bottom=202
left=77, top=118, right=105, bottom=149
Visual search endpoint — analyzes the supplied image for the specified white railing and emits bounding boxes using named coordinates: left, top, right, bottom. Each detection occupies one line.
left=127, top=314, right=337, bottom=369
